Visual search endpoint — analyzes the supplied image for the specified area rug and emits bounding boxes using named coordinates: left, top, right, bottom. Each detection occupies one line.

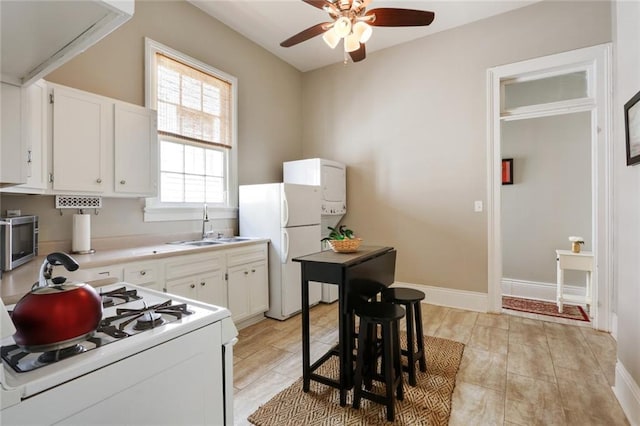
left=248, top=334, right=464, bottom=426
left=502, top=296, right=590, bottom=322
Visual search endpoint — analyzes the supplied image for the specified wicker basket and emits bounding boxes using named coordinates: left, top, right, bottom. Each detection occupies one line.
left=327, top=238, right=362, bottom=253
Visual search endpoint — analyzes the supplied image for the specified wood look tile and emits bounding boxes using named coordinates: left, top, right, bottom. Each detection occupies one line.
left=546, top=336, right=599, bottom=372
left=506, top=372, right=564, bottom=425
left=508, top=318, right=549, bottom=347
left=476, top=312, right=510, bottom=330
left=457, top=347, right=507, bottom=393
left=449, top=382, right=505, bottom=426
left=230, top=300, right=628, bottom=426
left=233, top=371, right=298, bottom=425
left=469, top=325, right=509, bottom=354
left=543, top=321, right=587, bottom=345
left=234, top=345, right=291, bottom=389
left=507, top=341, right=556, bottom=384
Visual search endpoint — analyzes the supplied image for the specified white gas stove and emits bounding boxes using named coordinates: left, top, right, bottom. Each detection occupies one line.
left=0, top=282, right=238, bottom=425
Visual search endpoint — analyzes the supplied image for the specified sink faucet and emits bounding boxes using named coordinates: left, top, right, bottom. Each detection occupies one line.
left=202, top=203, right=209, bottom=239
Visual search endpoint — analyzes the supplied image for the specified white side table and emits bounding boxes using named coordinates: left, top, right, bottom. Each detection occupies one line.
left=556, top=249, right=594, bottom=313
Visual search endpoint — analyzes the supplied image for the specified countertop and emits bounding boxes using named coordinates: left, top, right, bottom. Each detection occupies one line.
left=1, top=238, right=268, bottom=304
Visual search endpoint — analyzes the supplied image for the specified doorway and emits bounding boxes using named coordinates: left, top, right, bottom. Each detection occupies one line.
left=486, top=44, right=613, bottom=331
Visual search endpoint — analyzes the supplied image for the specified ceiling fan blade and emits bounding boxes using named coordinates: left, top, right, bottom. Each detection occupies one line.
left=280, top=22, right=331, bottom=47
left=302, top=0, right=331, bottom=10
left=366, top=8, right=435, bottom=27
left=349, top=43, right=366, bottom=62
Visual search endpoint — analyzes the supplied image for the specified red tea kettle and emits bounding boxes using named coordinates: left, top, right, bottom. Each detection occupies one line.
left=10, top=252, right=103, bottom=352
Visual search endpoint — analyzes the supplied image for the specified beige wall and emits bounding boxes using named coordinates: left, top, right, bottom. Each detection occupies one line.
left=613, top=0, right=640, bottom=417
left=501, top=113, right=592, bottom=285
left=1, top=0, right=303, bottom=243
left=301, top=0, right=612, bottom=292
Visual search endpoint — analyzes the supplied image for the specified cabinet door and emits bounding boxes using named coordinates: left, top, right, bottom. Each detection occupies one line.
left=227, top=265, right=250, bottom=322
left=165, top=276, right=198, bottom=301
left=248, top=261, right=268, bottom=314
left=23, top=81, right=48, bottom=190
left=114, top=103, right=157, bottom=196
left=0, top=82, right=26, bottom=184
left=195, top=270, right=227, bottom=307
left=52, top=86, right=110, bottom=192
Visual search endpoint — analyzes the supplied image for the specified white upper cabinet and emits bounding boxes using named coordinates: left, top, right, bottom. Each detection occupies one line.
left=114, top=103, right=157, bottom=196
left=22, top=81, right=49, bottom=191
left=0, top=0, right=133, bottom=86
left=52, top=85, right=111, bottom=193
left=0, top=82, right=26, bottom=185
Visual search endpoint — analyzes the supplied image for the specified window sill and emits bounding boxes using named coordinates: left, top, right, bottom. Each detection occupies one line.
left=143, top=201, right=237, bottom=222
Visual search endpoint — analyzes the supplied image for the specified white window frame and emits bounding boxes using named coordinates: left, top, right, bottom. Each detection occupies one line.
left=143, top=37, right=238, bottom=222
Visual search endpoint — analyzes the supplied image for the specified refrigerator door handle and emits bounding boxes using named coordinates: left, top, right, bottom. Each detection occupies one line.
left=281, top=193, right=289, bottom=228
left=282, top=229, right=289, bottom=263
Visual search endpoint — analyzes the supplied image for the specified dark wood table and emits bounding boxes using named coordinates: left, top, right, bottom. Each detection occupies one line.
left=293, top=245, right=396, bottom=406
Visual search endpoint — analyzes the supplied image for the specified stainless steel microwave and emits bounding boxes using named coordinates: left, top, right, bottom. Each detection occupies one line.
left=1, top=215, right=39, bottom=271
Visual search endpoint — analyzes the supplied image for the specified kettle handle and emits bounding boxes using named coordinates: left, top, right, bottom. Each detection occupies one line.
left=46, top=252, right=80, bottom=272
left=33, top=252, right=79, bottom=290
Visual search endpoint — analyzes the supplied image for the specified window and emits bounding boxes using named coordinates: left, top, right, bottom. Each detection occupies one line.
left=144, top=38, right=237, bottom=221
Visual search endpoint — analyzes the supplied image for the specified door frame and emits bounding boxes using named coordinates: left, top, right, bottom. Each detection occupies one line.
left=486, top=44, right=613, bottom=331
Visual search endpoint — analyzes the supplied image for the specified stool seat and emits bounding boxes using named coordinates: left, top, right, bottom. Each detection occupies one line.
left=382, top=287, right=426, bottom=303
left=354, top=301, right=405, bottom=322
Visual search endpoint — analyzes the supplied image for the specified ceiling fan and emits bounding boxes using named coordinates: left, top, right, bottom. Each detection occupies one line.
left=280, top=0, right=435, bottom=63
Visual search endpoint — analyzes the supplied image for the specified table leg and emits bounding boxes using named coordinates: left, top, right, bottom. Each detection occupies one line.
left=301, top=269, right=311, bottom=393
left=338, top=282, right=349, bottom=406
left=557, top=260, right=564, bottom=313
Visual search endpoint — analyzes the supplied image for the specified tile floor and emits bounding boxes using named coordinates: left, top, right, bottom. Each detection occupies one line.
left=232, top=302, right=629, bottom=426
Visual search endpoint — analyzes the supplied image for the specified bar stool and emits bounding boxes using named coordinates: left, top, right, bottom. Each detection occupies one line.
left=381, top=287, right=427, bottom=386
left=352, top=301, right=405, bottom=422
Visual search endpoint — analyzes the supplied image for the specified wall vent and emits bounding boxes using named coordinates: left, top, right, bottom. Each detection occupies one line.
left=55, top=195, right=102, bottom=209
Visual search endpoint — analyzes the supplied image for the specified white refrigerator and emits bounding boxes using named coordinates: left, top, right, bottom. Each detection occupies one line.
left=239, top=183, right=322, bottom=320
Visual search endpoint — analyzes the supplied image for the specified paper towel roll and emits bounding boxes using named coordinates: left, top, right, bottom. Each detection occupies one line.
left=72, top=214, right=91, bottom=253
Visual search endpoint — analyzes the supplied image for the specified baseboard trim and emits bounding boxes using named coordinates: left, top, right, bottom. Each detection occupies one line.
left=502, top=278, right=586, bottom=303
left=391, top=282, right=488, bottom=312
left=613, top=360, right=640, bottom=425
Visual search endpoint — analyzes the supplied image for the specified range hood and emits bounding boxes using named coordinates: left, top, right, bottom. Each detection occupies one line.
left=1, top=0, right=134, bottom=86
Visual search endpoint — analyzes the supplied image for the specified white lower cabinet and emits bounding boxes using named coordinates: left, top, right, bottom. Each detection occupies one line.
left=225, top=244, right=269, bottom=323
left=164, top=252, right=226, bottom=307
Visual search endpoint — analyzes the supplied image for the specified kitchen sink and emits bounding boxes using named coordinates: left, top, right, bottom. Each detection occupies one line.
left=167, top=237, right=254, bottom=247
left=216, top=237, right=253, bottom=243
left=184, top=240, right=226, bottom=246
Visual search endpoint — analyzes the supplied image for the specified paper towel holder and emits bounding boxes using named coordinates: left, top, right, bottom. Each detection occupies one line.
left=70, top=208, right=96, bottom=255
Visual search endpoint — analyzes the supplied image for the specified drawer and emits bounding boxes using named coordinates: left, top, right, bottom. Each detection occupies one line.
left=124, top=265, right=157, bottom=285
left=165, top=253, right=224, bottom=280
left=226, top=244, right=267, bottom=268
left=557, top=254, right=593, bottom=271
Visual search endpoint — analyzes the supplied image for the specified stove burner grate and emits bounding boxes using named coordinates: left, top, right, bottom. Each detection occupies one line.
left=100, top=286, right=142, bottom=307
left=37, top=344, right=86, bottom=364
left=101, top=300, right=193, bottom=332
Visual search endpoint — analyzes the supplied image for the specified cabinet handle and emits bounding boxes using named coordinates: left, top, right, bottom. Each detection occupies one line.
left=251, top=269, right=256, bottom=273
left=200, top=281, right=205, bottom=286
left=190, top=284, right=195, bottom=289
left=120, top=180, right=126, bottom=185
left=140, top=271, right=146, bottom=276
left=244, top=271, right=249, bottom=275
left=96, top=178, right=102, bottom=184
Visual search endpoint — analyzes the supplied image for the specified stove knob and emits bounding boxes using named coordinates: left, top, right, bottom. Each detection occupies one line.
left=190, top=284, right=195, bottom=289
left=200, top=281, right=205, bottom=286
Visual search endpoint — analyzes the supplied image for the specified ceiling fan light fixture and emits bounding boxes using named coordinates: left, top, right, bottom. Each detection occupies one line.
left=353, top=21, right=372, bottom=43
left=322, top=29, right=340, bottom=49
left=333, top=16, right=352, bottom=38
left=344, top=33, right=360, bottom=53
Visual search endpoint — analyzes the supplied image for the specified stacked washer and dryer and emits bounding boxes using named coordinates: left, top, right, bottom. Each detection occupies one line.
left=283, top=158, right=347, bottom=303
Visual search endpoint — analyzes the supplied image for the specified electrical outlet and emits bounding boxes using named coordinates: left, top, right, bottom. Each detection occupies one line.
left=6, top=209, right=21, bottom=217
left=474, top=201, right=483, bottom=212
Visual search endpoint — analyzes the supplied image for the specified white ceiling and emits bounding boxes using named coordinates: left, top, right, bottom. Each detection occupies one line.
left=188, top=0, right=538, bottom=72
